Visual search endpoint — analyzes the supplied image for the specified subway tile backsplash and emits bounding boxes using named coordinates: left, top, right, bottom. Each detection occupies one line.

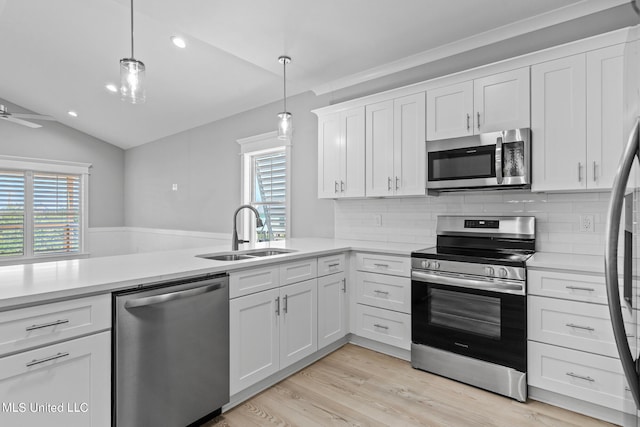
left=334, top=190, right=613, bottom=255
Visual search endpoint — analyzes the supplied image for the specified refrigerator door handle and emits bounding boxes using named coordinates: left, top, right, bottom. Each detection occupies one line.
left=605, top=117, right=640, bottom=409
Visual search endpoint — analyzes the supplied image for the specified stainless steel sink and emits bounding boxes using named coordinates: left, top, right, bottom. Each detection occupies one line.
left=196, top=248, right=296, bottom=261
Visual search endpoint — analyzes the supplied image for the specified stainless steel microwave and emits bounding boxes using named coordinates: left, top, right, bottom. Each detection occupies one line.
left=427, top=128, right=531, bottom=191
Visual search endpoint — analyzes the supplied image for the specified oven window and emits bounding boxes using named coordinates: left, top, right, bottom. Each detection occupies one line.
left=429, top=288, right=501, bottom=339
left=428, top=146, right=495, bottom=181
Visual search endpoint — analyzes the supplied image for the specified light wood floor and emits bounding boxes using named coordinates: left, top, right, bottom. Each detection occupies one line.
left=206, top=344, right=616, bottom=427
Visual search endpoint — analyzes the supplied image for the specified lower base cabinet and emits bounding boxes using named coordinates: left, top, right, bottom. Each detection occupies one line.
left=317, top=272, right=347, bottom=349
left=0, top=331, right=111, bottom=427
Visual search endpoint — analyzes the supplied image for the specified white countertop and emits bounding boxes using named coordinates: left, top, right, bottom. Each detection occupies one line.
left=527, top=251, right=625, bottom=275
left=0, top=238, right=428, bottom=311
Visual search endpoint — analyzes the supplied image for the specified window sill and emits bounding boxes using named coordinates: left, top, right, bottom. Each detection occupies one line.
left=0, top=252, right=90, bottom=266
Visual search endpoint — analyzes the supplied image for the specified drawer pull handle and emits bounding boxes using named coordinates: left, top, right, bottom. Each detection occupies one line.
left=565, top=286, right=595, bottom=292
left=328, top=263, right=340, bottom=268
left=373, top=263, right=389, bottom=268
left=25, top=319, right=70, bottom=331
left=374, top=290, right=390, bottom=295
left=566, top=372, right=595, bottom=382
left=342, top=279, right=346, bottom=293
left=566, top=323, right=595, bottom=332
left=454, top=342, right=469, bottom=349
left=373, top=323, right=389, bottom=330
left=26, top=352, right=69, bottom=367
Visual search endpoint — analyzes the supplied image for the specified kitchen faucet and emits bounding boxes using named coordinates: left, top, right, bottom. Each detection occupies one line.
left=232, top=204, right=264, bottom=250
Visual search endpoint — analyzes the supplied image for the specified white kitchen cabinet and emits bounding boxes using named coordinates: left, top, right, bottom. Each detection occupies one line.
left=532, top=44, right=624, bottom=191
left=317, top=253, right=346, bottom=277
left=317, top=107, right=365, bottom=198
left=355, top=252, right=411, bottom=277
left=365, top=92, right=426, bottom=197
left=279, top=279, right=318, bottom=369
left=317, top=272, right=347, bottom=349
left=0, top=331, right=111, bottom=427
left=356, top=271, right=410, bottom=314
left=426, top=68, right=529, bottom=140
left=355, top=304, right=411, bottom=350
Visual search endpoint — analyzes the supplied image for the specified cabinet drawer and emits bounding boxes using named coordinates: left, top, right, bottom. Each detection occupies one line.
left=356, top=253, right=410, bottom=277
left=355, top=304, right=411, bottom=350
left=317, top=253, right=346, bottom=277
left=230, top=266, right=280, bottom=299
left=528, top=296, right=636, bottom=358
left=0, top=294, right=111, bottom=357
left=280, top=259, right=318, bottom=286
left=528, top=341, right=634, bottom=413
left=528, top=270, right=614, bottom=304
left=356, top=271, right=410, bottom=314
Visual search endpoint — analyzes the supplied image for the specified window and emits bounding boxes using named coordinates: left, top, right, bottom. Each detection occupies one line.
left=0, top=157, right=89, bottom=262
left=238, top=132, right=290, bottom=242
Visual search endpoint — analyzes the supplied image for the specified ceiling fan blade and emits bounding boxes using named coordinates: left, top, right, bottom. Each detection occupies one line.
left=1, top=116, right=42, bottom=128
left=11, top=113, right=56, bottom=121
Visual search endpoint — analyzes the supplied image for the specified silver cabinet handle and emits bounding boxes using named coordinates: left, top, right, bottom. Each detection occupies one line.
left=374, top=290, right=389, bottom=295
left=566, top=285, right=595, bottom=292
left=373, top=324, right=389, bottom=330
left=466, top=113, right=470, bottom=131
left=328, top=263, right=340, bottom=268
left=334, top=180, right=339, bottom=193
left=605, top=117, right=640, bottom=408
left=374, top=263, right=389, bottom=268
left=455, top=342, right=469, bottom=348
left=566, top=372, right=595, bottom=382
left=275, top=296, right=280, bottom=316
left=125, top=282, right=225, bottom=309
left=26, top=352, right=69, bottom=368
left=477, top=112, right=480, bottom=129
left=566, top=323, right=595, bottom=332
left=26, top=319, right=69, bottom=331
left=578, top=162, right=582, bottom=182
left=593, top=161, right=597, bottom=182
left=340, top=180, right=345, bottom=192
left=387, top=177, right=392, bottom=191
left=342, top=278, right=346, bottom=293
left=283, top=294, right=288, bottom=314
left=395, top=176, right=400, bottom=190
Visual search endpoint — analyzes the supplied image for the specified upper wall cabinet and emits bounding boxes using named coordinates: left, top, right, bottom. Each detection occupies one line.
left=531, top=44, right=624, bottom=192
left=426, top=67, right=530, bottom=140
left=317, top=107, right=365, bottom=198
left=365, top=92, right=426, bottom=197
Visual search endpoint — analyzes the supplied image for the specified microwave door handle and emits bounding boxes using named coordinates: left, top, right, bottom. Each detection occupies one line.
left=605, top=117, right=640, bottom=409
left=495, top=136, right=503, bottom=184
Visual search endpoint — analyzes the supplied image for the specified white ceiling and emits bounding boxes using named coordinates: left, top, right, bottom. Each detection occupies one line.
left=0, top=0, right=627, bottom=149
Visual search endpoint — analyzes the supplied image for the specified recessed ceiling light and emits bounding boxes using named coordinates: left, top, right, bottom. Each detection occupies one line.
left=68, top=111, right=78, bottom=118
left=105, top=83, right=118, bottom=93
left=170, top=36, right=186, bottom=49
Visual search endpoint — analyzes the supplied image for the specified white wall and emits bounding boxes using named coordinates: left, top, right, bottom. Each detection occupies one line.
left=0, top=98, right=125, bottom=227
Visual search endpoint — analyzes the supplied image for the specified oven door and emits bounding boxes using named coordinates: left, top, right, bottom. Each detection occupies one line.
left=428, top=144, right=497, bottom=189
left=411, top=271, right=526, bottom=372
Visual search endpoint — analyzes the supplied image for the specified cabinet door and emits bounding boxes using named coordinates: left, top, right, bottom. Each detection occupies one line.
left=426, top=81, right=473, bottom=140
left=366, top=100, right=395, bottom=196
left=586, top=44, right=625, bottom=189
left=0, top=331, right=110, bottom=427
left=531, top=54, right=587, bottom=191
left=229, top=288, right=279, bottom=395
left=317, top=272, right=347, bottom=349
left=341, top=107, right=366, bottom=197
left=393, top=92, right=426, bottom=196
left=317, top=113, right=342, bottom=198
left=473, top=67, right=530, bottom=133
left=279, top=279, right=318, bottom=369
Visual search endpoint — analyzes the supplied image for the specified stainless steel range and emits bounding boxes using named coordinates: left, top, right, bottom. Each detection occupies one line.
left=411, top=215, right=535, bottom=402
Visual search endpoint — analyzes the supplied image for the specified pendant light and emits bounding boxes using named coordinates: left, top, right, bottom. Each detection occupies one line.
left=120, top=0, right=145, bottom=104
left=277, top=55, right=292, bottom=140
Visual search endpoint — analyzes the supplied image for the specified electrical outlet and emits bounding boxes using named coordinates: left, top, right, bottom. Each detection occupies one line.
left=579, top=214, right=594, bottom=233
left=373, top=214, right=382, bottom=227
left=172, top=183, right=178, bottom=191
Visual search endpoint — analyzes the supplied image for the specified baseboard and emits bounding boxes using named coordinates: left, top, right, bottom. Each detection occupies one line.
left=348, top=334, right=410, bottom=361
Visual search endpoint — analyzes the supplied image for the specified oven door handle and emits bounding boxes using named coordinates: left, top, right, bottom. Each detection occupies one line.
left=411, top=270, right=524, bottom=295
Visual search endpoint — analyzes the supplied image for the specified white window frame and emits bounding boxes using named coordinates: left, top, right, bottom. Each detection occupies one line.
left=237, top=131, right=291, bottom=243
left=0, top=155, right=91, bottom=264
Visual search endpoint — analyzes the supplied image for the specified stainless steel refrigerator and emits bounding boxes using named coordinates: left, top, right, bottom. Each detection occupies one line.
left=606, top=5, right=640, bottom=425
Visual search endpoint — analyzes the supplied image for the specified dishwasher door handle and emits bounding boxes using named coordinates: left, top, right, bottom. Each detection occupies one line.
left=124, top=282, right=225, bottom=309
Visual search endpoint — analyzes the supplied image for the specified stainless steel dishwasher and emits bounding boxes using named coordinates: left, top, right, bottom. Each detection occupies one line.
left=113, top=273, right=229, bottom=427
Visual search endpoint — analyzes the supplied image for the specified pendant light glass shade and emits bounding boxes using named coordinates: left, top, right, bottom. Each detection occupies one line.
left=277, top=56, right=291, bottom=140
left=120, top=0, right=145, bottom=104
left=120, top=58, right=145, bottom=104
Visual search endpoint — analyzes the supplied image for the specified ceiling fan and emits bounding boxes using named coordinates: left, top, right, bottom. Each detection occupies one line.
left=0, top=104, right=56, bottom=128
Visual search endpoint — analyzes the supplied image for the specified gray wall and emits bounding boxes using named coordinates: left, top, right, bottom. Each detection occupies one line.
left=0, top=99, right=125, bottom=227
left=124, top=5, right=636, bottom=238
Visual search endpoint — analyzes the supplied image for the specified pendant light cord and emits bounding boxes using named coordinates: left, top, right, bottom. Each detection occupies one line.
left=130, top=0, right=134, bottom=58
left=283, top=59, right=287, bottom=113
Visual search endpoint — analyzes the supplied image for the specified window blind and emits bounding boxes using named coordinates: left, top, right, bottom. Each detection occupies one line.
left=253, top=150, right=286, bottom=240
left=33, top=173, right=81, bottom=254
left=0, top=172, right=25, bottom=257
